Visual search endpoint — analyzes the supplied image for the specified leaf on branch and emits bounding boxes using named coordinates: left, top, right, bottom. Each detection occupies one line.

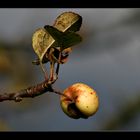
left=44, top=25, right=82, bottom=50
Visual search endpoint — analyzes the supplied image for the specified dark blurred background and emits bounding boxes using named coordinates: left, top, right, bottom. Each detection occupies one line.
left=0, top=8, right=140, bottom=131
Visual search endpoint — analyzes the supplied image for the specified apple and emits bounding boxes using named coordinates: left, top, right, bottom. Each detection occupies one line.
left=60, top=83, right=99, bottom=119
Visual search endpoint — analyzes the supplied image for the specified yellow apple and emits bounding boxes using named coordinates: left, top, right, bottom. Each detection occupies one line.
left=60, top=83, right=99, bottom=119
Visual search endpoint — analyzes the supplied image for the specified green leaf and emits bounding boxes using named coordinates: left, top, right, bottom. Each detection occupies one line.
left=44, top=25, right=82, bottom=50
left=62, top=32, right=82, bottom=49
left=44, top=25, right=64, bottom=42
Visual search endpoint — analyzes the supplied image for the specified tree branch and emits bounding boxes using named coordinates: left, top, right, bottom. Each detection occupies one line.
left=0, top=78, right=57, bottom=102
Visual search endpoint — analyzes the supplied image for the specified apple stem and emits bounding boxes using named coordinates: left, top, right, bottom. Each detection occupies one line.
left=52, top=89, right=73, bottom=101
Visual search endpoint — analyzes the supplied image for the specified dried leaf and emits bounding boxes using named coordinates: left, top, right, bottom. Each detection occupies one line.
left=32, top=11, right=82, bottom=64
left=53, top=11, right=82, bottom=32
left=32, top=28, right=55, bottom=62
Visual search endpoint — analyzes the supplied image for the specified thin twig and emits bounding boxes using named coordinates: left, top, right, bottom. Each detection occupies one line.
left=56, top=63, right=60, bottom=76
